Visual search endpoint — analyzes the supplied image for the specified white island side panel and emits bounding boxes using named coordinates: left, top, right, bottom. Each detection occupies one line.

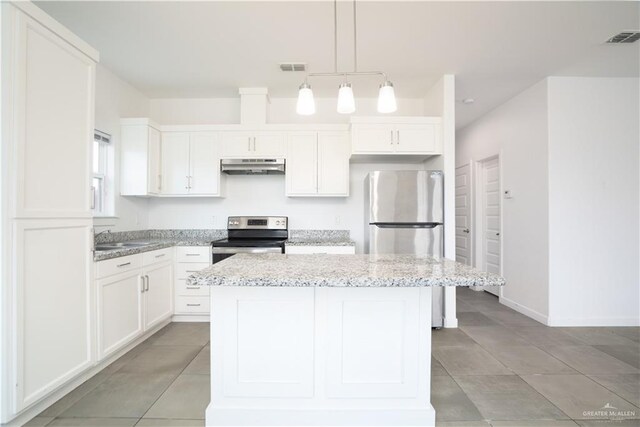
left=208, top=286, right=435, bottom=426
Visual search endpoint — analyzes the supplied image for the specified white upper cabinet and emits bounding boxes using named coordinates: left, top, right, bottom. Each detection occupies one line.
left=161, top=132, right=190, bottom=195
left=161, top=132, right=223, bottom=197
left=221, top=131, right=286, bottom=158
left=351, top=117, right=442, bottom=156
left=286, top=131, right=350, bottom=197
left=121, top=119, right=162, bottom=196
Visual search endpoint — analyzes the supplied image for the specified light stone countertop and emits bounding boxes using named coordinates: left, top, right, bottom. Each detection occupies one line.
left=285, top=229, right=355, bottom=247
left=188, top=253, right=506, bottom=288
left=93, top=239, right=213, bottom=261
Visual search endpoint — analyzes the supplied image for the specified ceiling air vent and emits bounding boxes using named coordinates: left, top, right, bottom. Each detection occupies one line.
left=279, top=63, right=307, bottom=72
left=606, top=31, right=640, bottom=43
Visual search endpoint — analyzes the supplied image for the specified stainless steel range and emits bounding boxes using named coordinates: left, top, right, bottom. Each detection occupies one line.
left=211, top=216, right=288, bottom=264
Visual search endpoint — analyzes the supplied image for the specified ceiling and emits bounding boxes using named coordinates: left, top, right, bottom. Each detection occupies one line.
left=36, top=1, right=639, bottom=129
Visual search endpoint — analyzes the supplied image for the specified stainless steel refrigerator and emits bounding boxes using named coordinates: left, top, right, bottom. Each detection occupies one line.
left=365, top=170, right=445, bottom=327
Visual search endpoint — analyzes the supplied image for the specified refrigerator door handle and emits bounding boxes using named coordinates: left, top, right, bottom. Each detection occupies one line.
left=371, top=222, right=441, bottom=229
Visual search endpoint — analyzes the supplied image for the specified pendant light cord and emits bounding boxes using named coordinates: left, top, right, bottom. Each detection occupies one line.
left=353, top=0, right=357, bottom=72
left=334, top=0, right=338, bottom=73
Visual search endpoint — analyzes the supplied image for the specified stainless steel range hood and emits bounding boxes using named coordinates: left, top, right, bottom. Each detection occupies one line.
left=221, top=158, right=285, bottom=175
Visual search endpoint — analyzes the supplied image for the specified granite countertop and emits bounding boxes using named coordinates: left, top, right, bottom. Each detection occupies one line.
left=188, top=253, right=506, bottom=288
left=285, top=230, right=355, bottom=247
left=93, top=239, right=213, bottom=261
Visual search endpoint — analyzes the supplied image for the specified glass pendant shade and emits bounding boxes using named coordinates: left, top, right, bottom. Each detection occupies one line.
left=296, top=83, right=315, bottom=115
left=337, top=83, right=355, bottom=114
left=377, top=80, right=397, bottom=113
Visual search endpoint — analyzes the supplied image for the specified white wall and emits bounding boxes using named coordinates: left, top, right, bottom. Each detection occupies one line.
left=147, top=162, right=424, bottom=253
left=149, top=97, right=424, bottom=125
left=94, top=64, right=151, bottom=231
left=457, top=79, right=551, bottom=321
left=547, top=77, right=639, bottom=326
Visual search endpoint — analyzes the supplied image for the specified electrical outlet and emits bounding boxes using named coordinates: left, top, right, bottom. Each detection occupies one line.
left=504, top=190, right=513, bottom=199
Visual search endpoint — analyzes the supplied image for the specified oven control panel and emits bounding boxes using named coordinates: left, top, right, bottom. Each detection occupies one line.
left=227, top=216, right=288, bottom=230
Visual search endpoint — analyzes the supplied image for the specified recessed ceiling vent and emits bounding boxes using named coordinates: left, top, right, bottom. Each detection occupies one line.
left=279, top=63, right=307, bottom=72
left=606, top=31, right=640, bottom=43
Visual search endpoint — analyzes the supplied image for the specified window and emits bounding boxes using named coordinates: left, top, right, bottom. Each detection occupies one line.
left=92, top=130, right=111, bottom=216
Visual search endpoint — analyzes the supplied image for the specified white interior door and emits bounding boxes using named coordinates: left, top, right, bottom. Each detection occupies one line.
left=480, top=157, right=501, bottom=296
left=455, top=164, right=472, bottom=265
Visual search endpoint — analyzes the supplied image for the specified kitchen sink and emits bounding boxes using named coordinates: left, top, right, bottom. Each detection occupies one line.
left=94, top=242, right=153, bottom=251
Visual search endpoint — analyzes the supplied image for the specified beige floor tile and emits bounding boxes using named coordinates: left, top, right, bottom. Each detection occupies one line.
left=118, top=345, right=201, bottom=376
left=510, top=327, right=589, bottom=347
left=436, top=421, right=491, bottom=427
left=482, top=309, right=545, bottom=327
left=39, top=372, right=112, bottom=417
left=576, top=420, right=640, bottom=426
left=491, top=421, right=579, bottom=426
left=61, top=373, right=176, bottom=418
left=143, top=375, right=210, bottom=420
left=433, top=328, right=477, bottom=348
left=151, top=323, right=209, bottom=347
left=432, top=357, right=450, bottom=376
left=460, top=326, right=530, bottom=347
left=431, top=375, right=483, bottom=422
left=559, top=328, right=638, bottom=346
left=593, top=345, right=640, bottom=369
left=589, top=374, right=640, bottom=407
left=455, top=375, right=569, bottom=421
left=542, top=346, right=639, bottom=375
left=486, top=345, right=577, bottom=375
left=183, top=346, right=210, bottom=375
left=135, top=419, right=205, bottom=426
left=457, top=312, right=500, bottom=327
left=434, top=345, right=512, bottom=375
left=23, top=416, right=55, bottom=426
left=47, top=418, right=138, bottom=426
left=522, top=374, right=640, bottom=420
left=609, top=328, right=640, bottom=344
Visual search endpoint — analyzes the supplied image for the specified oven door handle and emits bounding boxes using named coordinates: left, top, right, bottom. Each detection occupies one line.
left=211, top=247, right=283, bottom=254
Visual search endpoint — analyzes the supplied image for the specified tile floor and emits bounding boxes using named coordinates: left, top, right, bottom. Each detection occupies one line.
left=26, top=288, right=639, bottom=427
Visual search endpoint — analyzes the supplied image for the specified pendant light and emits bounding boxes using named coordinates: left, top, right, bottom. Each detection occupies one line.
left=337, top=82, right=355, bottom=114
left=296, top=82, right=315, bottom=115
left=296, top=0, right=397, bottom=116
left=377, top=81, right=397, bottom=113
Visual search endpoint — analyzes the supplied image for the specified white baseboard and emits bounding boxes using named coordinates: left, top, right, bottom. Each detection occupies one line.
left=546, top=316, right=640, bottom=327
left=499, top=296, right=549, bottom=325
left=443, top=317, right=458, bottom=328
left=206, top=405, right=436, bottom=426
left=172, top=314, right=209, bottom=322
left=5, top=319, right=171, bottom=427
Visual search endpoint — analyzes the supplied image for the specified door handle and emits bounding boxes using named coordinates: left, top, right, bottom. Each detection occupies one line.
left=463, top=228, right=470, bottom=233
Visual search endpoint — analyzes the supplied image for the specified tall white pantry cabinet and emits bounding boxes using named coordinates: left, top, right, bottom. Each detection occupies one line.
left=1, top=2, right=98, bottom=422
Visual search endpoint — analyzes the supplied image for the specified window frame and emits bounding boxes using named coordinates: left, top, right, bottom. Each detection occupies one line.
left=92, top=130, right=112, bottom=217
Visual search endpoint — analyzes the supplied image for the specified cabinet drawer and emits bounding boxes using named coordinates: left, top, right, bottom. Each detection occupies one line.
left=176, top=246, right=210, bottom=263
left=143, top=247, right=174, bottom=265
left=285, top=245, right=356, bottom=255
left=96, top=254, right=143, bottom=279
left=176, top=296, right=210, bottom=313
left=176, top=279, right=210, bottom=296
left=176, top=262, right=210, bottom=280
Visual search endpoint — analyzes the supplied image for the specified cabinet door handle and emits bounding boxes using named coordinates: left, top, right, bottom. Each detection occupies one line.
left=145, top=275, right=150, bottom=292
left=90, top=186, right=96, bottom=210
left=390, top=130, right=393, bottom=145
left=253, top=137, right=257, bottom=151
left=185, top=176, right=190, bottom=190
left=187, top=303, right=201, bottom=307
left=158, top=174, right=162, bottom=191
left=396, top=130, right=400, bottom=145
left=117, top=262, right=131, bottom=268
left=155, top=253, right=166, bottom=258
left=185, top=253, right=199, bottom=257
left=140, top=276, right=145, bottom=293
left=188, top=176, right=192, bottom=189
left=248, top=137, right=251, bottom=151
left=186, top=286, right=201, bottom=290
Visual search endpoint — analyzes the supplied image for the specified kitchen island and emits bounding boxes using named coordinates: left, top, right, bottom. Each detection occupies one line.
left=189, top=253, right=505, bottom=426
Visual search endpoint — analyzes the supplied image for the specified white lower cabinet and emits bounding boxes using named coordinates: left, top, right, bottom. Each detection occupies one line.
left=97, top=249, right=173, bottom=360
left=174, top=247, right=211, bottom=318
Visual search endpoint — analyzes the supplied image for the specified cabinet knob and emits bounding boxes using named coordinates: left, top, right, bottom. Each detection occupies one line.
left=463, top=228, right=470, bottom=234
